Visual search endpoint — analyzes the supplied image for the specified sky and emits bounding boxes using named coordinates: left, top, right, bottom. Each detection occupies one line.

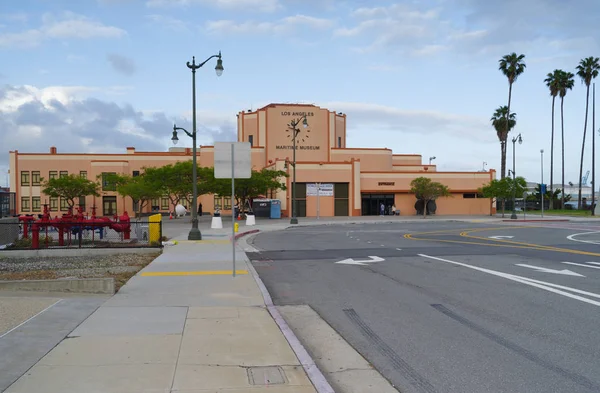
left=1, top=0, right=599, bottom=189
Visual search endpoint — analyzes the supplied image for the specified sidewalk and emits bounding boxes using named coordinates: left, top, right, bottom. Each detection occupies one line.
left=5, top=227, right=323, bottom=392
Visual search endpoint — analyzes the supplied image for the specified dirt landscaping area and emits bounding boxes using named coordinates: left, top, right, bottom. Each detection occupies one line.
left=0, top=252, right=161, bottom=291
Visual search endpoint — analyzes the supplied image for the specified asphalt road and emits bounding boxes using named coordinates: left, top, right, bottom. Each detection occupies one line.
left=247, top=221, right=600, bottom=393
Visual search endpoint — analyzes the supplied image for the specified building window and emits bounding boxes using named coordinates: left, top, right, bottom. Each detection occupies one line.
left=21, top=197, right=30, bottom=212
left=60, top=198, right=69, bottom=211
left=102, top=172, right=117, bottom=191
left=338, top=136, right=342, bottom=148
left=151, top=198, right=159, bottom=211
left=21, top=171, right=30, bottom=186
left=161, top=197, right=169, bottom=210
left=80, top=171, right=87, bottom=179
left=50, top=197, right=58, bottom=212
left=59, top=171, right=68, bottom=178
left=249, top=135, right=254, bottom=147
left=49, top=171, right=58, bottom=180
left=32, top=197, right=41, bottom=212
left=133, top=170, right=140, bottom=177
left=463, top=193, right=476, bottom=199
left=214, top=195, right=222, bottom=209
left=79, top=196, right=86, bottom=210
left=32, top=171, right=41, bottom=186
left=223, top=196, right=232, bottom=210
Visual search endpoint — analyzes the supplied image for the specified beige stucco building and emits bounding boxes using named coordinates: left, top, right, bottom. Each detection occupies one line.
left=9, top=103, right=495, bottom=217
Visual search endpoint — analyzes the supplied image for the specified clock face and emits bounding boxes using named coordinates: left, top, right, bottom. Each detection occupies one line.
left=286, top=126, right=311, bottom=144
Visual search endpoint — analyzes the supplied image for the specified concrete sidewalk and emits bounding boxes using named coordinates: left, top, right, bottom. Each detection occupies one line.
left=5, top=228, right=324, bottom=393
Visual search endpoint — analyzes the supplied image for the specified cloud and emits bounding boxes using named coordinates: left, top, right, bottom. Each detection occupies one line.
left=0, top=12, right=126, bottom=49
left=0, top=84, right=236, bottom=178
left=145, top=14, right=188, bottom=31
left=146, top=0, right=280, bottom=12
left=205, top=14, right=334, bottom=35
left=334, top=0, right=600, bottom=58
left=323, top=101, right=492, bottom=143
left=107, top=53, right=136, bottom=76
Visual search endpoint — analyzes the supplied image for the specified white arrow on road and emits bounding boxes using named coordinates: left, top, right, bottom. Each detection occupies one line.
left=516, top=264, right=585, bottom=277
left=489, top=235, right=514, bottom=239
left=335, top=256, right=384, bottom=266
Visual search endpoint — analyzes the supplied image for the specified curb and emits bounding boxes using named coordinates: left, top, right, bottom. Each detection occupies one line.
left=501, top=219, right=571, bottom=222
left=0, top=277, right=115, bottom=294
left=235, top=229, right=260, bottom=240
left=246, top=261, right=335, bottom=393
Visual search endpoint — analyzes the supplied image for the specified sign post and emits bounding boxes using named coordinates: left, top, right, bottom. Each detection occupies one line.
left=317, top=182, right=320, bottom=220
left=214, top=142, right=251, bottom=277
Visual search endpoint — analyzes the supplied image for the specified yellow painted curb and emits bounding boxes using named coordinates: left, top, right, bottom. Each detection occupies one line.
left=141, top=270, right=248, bottom=277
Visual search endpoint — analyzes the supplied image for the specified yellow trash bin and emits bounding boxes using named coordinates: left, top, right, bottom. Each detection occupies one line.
left=234, top=222, right=239, bottom=233
left=148, top=214, right=162, bottom=243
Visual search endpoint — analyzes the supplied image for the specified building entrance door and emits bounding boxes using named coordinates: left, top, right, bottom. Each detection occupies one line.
left=103, top=196, right=117, bottom=216
left=361, top=194, right=395, bottom=215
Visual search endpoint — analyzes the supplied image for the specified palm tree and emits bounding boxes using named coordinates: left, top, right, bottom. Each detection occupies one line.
left=558, top=70, right=575, bottom=209
left=544, top=70, right=562, bottom=209
left=576, top=57, right=600, bottom=209
left=498, top=53, right=526, bottom=178
left=491, top=105, right=516, bottom=217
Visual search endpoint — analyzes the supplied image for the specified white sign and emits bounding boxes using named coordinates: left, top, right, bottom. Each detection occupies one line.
left=214, top=142, right=251, bottom=179
left=307, top=183, right=333, bottom=196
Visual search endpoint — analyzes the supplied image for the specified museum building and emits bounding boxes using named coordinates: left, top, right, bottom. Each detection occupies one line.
left=8, top=103, right=495, bottom=217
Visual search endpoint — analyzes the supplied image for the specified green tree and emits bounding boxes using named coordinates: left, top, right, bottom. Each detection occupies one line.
left=42, top=174, right=100, bottom=208
left=491, top=105, right=517, bottom=185
left=576, top=56, right=600, bottom=209
left=106, top=173, right=163, bottom=217
left=531, top=184, right=571, bottom=208
left=409, top=177, right=451, bottom=218
left=479, top=176, right=526, bottom=217
left=212, top=168, right=288, bottom=213
left=143, top=161, right=215, bottom=212
left=499, top=53, right=526, bottom=179
left=557, top=70, right=575, bottom=209
left=544, top=70, right=562, bottom=207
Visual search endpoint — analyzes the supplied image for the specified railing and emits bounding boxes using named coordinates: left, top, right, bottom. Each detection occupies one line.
left=0, top=218, right=163, bottom=250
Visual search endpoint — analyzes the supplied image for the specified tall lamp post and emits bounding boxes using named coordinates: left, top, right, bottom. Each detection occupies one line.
left=285, top=115, right=309, bottom=224
left=510, top=133, right=523, bottom=220
left=429, top=156, right=436, bottom=165
left=540, top=149, right=544, bottom=218
left=171, top=52, right=224, bottom=240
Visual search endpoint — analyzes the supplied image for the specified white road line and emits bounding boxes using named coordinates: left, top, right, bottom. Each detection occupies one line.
left=511, top=276, right=600, bottom=299
left=0, top=299, right=63, bottom=339
left=566, top=231, right=600, bottom=245
left=396, top=248, right=402, bottom=251
left=418, top=254, right=600, bottom=307
left=563, top=262, right=600, bottom=270
left=587, top=262, right=600, bottom=266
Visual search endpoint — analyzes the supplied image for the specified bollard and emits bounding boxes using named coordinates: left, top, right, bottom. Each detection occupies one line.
left=234, top=222, right=239, bottom=233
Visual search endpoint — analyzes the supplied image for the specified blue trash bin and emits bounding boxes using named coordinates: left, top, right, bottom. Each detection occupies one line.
left=270, top=200, right=281, bottom=219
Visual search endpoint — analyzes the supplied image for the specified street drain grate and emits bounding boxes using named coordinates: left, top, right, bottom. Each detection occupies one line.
left=247, top=366, right=287, bottom=385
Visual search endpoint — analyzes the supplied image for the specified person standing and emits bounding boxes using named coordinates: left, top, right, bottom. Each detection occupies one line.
left=380, top=202, right=385, bottom=216
left=198, top=202, right=203, bottom=217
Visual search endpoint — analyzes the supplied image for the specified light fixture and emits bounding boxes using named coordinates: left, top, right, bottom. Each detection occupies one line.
left=302, top=117, right=308, bottom=128
left=215, top=53, right=224, bottom=77
left=518, top=134, right=523, bottom=144
left=171, top=126, right=179, bottom=145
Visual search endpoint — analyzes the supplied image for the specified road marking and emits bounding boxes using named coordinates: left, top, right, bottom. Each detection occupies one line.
left=0, top=299, right=63, bottom=339
left=566, top=231, right=600, bottom=245
left=396, top=248, right=402, bottom=251
left=459, top=230, right=600, bottom=257
left=587, top=262, right=600, bottom=266
left=418, top=254, right=600, bottom=307
left=141, top=270, right=248, bottom=276
left=516, top=264, right=584, bottom=277
left=489, top=235, right=514, bottom=239
left=335, top=256, right=384, bottom=266
left=562, top=262, right=600, bottom=270
left=177, top=240, right=231, bottom=244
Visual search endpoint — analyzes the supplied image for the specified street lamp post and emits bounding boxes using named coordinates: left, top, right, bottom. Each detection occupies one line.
left=171, top=52, right=224, bottom=240
left=285, top=115, right=309, bottom=224
left=541, top=149, right=544, bottom=218
left=510, top=133, right=523, bottom=220
left=429, top=156, right=436, bottom=165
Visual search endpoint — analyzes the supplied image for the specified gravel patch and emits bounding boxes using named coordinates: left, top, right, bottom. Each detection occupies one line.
left=0, top=252, right=161, bottom=291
